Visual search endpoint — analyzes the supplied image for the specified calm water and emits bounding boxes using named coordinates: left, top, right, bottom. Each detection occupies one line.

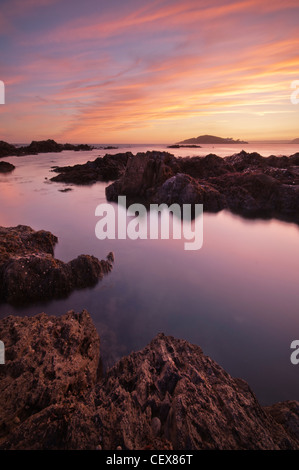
left=0, top=143, right=299, bottom=405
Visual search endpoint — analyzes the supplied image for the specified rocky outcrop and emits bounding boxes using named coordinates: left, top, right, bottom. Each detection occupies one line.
left=51, top=152, right=133, bottom=185
left=0, top=310, right=100, bottom=450
left=152, top=173, right=225, bottom=211
left=95, top=334, right=299, bottom=450
left=265, top=401, right=299, bottom=443
left=0, top=140, right=93, bottom=158
left=105, top=150, right=299, bottom=223
left=0, top=161, right=15, bottom=173
left=167, top=144, right=201, bottom=148
left=105, top=151, right=179, bottom=203
left=0, top=225, right=114, bottom=304
left=0, top=311, right=298, bottom=450
left=0, top=141, right=18, bottom=158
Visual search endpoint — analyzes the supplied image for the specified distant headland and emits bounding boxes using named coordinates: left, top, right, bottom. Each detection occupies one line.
left=177, top=135, right=248, bottom=145
left=0, top=139, right=93, bottom=158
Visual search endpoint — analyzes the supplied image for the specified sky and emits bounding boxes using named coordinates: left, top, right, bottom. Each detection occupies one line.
left=0, top=0, right=299, bottom=143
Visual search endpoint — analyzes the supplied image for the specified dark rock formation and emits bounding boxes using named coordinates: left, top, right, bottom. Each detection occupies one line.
left=105, top=151, right=178, bottom=202
left=98, top=146, right=119, bottom=150
left=0, top=312, right=298, bottom=450
left=265, top=401, right=299, bottom=444
left=0, top=225, right=114, bottom=305
left=0, top=310, right=100, bottom=450
left=178, top=134, right=248, bottom=144
left=0, top=161, right=15, bottom=173
left=152, top=173, right=225, bottom=211
left=167, top=144, right=201, bottom=148
left=0, top=139, right=93, bottom=158
left=0, top=141, right=18, bottom=158
left=51, top=152, right=133, bottom=185
left=105, top=150, right=299, bottom=223
left=96, top=333, right=299, bottom=450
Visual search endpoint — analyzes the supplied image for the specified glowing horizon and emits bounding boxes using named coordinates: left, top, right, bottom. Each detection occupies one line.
left=1, top=0, right=299, bottom=143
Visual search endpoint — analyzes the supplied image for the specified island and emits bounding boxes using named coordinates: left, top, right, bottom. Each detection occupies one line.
left=177, top=134, right=248, bottom=145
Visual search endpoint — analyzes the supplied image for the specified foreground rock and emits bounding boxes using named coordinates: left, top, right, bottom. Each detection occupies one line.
left=0, top=161, right=15, bottom=173
left=0, top=310, right=298, bottom=450
left=105, top=150, right=299, bottom=223
left=51, top=152, right=133, bottom=185
left=0, top=225, right=114, bottom=304
left=0, top=310, right=100, bottom=450
left=0, top=139, right=93, bottom=158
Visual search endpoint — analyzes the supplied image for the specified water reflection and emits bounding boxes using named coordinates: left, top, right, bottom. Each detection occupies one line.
left=0, top=147, right=299, bottom=405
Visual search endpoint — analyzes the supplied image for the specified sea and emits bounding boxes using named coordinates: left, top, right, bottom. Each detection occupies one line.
left=0, top=142, right=299, bottom=405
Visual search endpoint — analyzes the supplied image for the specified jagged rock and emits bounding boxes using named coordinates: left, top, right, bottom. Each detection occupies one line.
left=0, top=312, right=298, bottom=450
left=266, top=401, right=299, bottom=443
left=179, top=154, right=234, bottom=178
left=152, top=173, right=225, bottom=211
left=224, top=150, right=265, bottom=170
left=106, top=151, right=178, bottom=202
left=95, top=333, right=299, bottom=450
left=0, top=310, right=101, bottom=450
left=51, top=153, right=133, bottom=185
left=0, top=225, right=114, bottom=304
left=0, top=141, right=19, bottom=158
left=0, top=161, right=15, bottom=173
left=105, top=151, right=299, bottom=224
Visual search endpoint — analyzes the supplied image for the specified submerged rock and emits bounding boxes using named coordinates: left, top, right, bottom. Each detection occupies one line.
left=0, top=225, right=114, bottom=304
left=0, top=161, right=15, bottom=173
left=0, top=310, right=298, bottom=450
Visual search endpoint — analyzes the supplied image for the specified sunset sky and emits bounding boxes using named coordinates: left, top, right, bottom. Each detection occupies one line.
left=0, top=0, right=299, bottom=143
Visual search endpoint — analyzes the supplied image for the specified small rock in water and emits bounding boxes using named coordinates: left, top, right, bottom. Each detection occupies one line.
left=58, top=187, right=73, bottom=193
left=107, top=251, right=115, bottom=263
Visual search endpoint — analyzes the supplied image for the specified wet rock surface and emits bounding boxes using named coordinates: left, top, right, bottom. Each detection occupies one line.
left=51, top=152, right=133, bottom=185
left=0, top=225, right=114, bottom=305
left=0, top=310, right=100, bottom=450
left=105, top=150, right=299, bottom=223
left=0, top=139, right=93, bottom=158
left=0, top=311, right=298, bottom=450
